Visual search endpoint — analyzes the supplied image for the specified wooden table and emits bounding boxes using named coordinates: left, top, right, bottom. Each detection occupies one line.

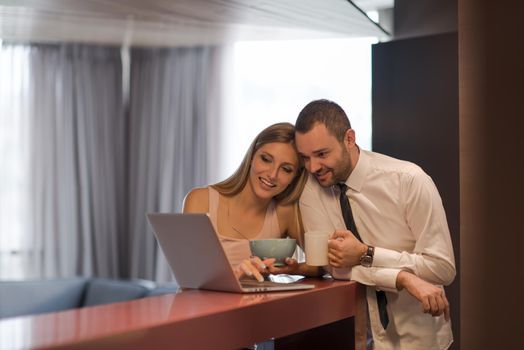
left=0, top=278, right=366, bottom=350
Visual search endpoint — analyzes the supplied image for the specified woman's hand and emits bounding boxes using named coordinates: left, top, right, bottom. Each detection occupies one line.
left=267, top=258, right=300, bottom=275
left=234, top=256, right=276, bottom=282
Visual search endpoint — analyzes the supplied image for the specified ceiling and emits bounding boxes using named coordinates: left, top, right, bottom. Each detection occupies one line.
left=0, top=0, right=390, bottom=47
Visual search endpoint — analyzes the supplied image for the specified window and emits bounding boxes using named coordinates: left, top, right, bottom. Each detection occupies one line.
left=220, top=38, right=377, bottom=180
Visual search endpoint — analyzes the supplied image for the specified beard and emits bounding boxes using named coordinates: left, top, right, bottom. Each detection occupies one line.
left=315, top=146, right=353, bottom=187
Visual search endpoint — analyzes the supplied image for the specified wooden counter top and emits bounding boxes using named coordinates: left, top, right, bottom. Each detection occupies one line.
left=0, top=278, right=366, bottom=350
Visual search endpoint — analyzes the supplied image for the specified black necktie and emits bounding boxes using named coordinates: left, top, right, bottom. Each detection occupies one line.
left=337, top=183, right=389, bottom=330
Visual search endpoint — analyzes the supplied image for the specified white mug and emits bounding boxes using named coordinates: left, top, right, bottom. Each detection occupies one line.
left=304, top=230, right=331, bottom=266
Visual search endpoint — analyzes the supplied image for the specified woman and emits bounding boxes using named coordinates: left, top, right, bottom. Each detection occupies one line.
left=183, top=122, right=313, bottom=281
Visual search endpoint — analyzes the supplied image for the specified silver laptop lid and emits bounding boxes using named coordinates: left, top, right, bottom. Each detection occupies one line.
left=147, top=213, right=243, bottom=292
left=147, top=213, right=314, bottom=293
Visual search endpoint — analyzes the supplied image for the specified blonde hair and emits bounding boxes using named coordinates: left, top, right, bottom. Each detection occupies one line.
left=212, top=122, right=307, bottom=205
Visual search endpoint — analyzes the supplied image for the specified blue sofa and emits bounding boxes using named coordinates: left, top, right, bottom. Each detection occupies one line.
left=0, top=277, right=179, bottom=319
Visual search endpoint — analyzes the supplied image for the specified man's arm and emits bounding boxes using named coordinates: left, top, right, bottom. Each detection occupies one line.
left=366, top=170, right=456, bottom=286
left=308, top=170, right=456, bottom=292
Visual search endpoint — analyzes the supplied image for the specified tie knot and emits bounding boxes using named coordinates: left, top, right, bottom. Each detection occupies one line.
left=337, top=183, right=348, bottom=194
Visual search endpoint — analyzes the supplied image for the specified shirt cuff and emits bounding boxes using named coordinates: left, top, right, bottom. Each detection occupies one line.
left=373, top=247, right=404, bottom=268
left=330, top=267, right=352, bottom=280
left=351, top=266, right=400, bottom=293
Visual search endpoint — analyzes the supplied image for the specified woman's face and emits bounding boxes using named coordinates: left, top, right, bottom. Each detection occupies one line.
left=248, top=142, right=299, bottom=201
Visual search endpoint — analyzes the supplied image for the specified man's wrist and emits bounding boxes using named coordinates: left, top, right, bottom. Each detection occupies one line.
left=361, top=243, right=369, bottom=256
left=359, top=244, right=374, bottom=267
left=396, top=270, right=410, bottom=290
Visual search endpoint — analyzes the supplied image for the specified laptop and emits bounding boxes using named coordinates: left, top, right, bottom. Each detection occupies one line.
left=147, top=213, right=314, bottom=293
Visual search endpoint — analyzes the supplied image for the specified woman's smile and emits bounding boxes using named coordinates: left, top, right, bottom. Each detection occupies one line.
left=259, top=176, right=277, bottom=189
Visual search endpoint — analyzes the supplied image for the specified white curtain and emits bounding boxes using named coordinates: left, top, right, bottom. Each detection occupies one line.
left=26, top=44, right=125, bottom=278
left=0, top=43, right=223, bottom=282
left=0, top=45, right=31, bottom=279
left=127, top=46, right=223, bottom=282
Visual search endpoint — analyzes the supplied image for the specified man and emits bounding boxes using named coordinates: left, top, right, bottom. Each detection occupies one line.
left=294, top=99, right=456, bottom=349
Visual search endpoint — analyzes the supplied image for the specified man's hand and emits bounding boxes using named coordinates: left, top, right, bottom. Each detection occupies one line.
left=396, top=271, right=450, bottom=321
left=328, top=230, right=368, bottom=268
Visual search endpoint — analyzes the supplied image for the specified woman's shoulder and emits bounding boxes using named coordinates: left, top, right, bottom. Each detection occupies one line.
left=186, top=186, right=209, bottom=198
left=183, top=187, right=210, bottom=213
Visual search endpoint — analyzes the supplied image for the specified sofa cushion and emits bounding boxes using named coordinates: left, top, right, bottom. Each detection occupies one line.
left=82, top=278, right=150, bottom=307
left=0, top=278, right=88, bottom=318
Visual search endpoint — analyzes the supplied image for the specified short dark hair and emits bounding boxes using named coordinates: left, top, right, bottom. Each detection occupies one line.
left=295, top=99, right=351, bottom=142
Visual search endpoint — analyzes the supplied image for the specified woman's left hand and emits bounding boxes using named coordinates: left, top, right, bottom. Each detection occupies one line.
left=267, top=258, right=300, bottom=275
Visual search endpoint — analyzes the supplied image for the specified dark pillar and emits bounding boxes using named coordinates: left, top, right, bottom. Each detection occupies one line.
left=459, top=0, right=524, bottom=348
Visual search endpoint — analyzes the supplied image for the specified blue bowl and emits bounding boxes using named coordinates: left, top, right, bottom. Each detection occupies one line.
left=249, top=239, right=297, bottom=267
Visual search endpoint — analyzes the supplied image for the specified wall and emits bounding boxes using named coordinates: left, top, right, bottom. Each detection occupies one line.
left=372, top=32, right=460, bottom=349
left=394, top=0, right=457, bottom=39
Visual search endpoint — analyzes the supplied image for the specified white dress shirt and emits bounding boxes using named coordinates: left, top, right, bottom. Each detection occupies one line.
left=300, top=149, right=455, bottom=350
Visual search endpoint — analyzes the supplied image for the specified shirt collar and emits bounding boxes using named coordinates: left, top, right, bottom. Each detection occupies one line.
left=343, top=147, right=368, bottom=193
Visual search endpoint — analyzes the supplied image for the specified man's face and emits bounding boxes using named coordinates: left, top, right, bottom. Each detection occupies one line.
left=295, top=123, right=354, bottom=187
